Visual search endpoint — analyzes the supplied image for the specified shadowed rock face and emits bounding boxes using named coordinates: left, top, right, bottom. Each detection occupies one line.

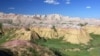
left=0, top=49, right=13, bottom=56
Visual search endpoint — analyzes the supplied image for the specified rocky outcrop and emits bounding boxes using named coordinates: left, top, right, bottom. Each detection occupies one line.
left=1, top=12, right=99, bottom=44
left=13, top=28, right=32, bottom=40
left=1, top=40, right=56, bottom=56
left=11, top=27, right=92, bottom=45
left=63, top=28, right=92, bottom=44
left=13, top=28, right=41, bottom=41
left=0, top=12, right=100, bottom=28
left=84, top=26, right=100, bottom=35
left=31, top=27, right=92, bottom=44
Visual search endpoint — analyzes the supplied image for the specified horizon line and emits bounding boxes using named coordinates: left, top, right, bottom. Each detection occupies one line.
left=0, top=12, right=100, bottom=19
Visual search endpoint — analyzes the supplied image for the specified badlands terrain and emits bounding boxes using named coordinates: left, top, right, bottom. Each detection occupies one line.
left=0, top=12, right=100, bottom=56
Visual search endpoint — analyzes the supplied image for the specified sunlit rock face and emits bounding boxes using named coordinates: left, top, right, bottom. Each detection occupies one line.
left=13, top=28, right=41, bottom=41
left=1, top=40, right=56, bottom=56
left=63, top=28, right=92, bottom=44
left=31, top=27, right=59, bottom=39
left=11, top=27, right=92, bottom=45
left=14, top=28, right=31, bottom=40
left=0, top=12, right=100, bottom=27
left=45, top=14, right=61, bottom=20
left=83, top=26, right=100, bottom=35
left=31, top=27, right=92, bottom=45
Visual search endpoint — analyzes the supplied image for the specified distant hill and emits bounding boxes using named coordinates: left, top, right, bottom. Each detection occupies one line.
left=0, top=12, right=100, bottom=28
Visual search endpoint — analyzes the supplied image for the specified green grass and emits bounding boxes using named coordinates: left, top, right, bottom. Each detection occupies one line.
left=34, top=38, right=88, bottom=56
left=89, top=47, right=100, bottom=56
left=36, top=38, right=82, bottom=49
left=0, top=29, right=16, bottom=44
left=64, top=50, right=90, bottom=56
left=89, top=33, right=100, bottom=47
left=34, top=33, right=100, bottom=56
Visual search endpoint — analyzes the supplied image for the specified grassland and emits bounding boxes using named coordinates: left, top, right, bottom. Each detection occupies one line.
left=34, top=33, right=100, bottom=56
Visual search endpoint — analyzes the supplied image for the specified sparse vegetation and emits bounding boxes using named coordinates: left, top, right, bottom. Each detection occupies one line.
left=33, top=33, right=100, bottom=56
left=0, top=23, right=3, bottom=37
left=0, top=28, right=100, bottom=56
left=51, top=25, right=57, bottom=32
left=78, top=23, right=88, bottom=27
left=0, top=29, right=16, bottom=44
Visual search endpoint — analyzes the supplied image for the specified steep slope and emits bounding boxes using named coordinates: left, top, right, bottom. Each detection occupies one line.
left=63, top=28, right=92, bottom=44
left=84, top=26, right=100, bottom=35
left=31, top=27, right=92, bottom=44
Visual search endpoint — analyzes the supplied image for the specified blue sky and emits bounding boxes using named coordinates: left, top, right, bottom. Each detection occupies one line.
left=0, top=0, right=100, bottom=18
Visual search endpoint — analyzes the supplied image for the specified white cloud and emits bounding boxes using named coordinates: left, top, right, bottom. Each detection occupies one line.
left=86, top=6, right=91, bottom=9
left=66, top=1, right=70, bottom=4
left=8, top=7, right=15, bottom=10
left=66, top=0, right=71, bottom=4
left=44, top=0, right=59, bottom=5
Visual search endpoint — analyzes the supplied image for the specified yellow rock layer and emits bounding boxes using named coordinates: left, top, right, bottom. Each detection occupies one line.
left=83, top=26, right=100, bottom=35
left=31, top=27, right=59, bottom=39
left=14, top=28, right=31, bottom=40
left=63, top=28, right=92, bottom=44
left=13, top=27, right=92, bottom=44
left=31, top=27, right=92, bottom=44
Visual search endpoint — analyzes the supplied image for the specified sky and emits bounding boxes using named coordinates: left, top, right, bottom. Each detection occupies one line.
left=0, top=0, right=100, bottom=18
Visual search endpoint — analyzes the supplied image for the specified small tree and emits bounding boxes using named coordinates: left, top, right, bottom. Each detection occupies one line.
left=0, top=23, right=2, bottom=30
left=51, top=25, right=57, bottom=32
left=78, top=23, right=88, bottom=27
left=0, top=23, right=3, bottom=34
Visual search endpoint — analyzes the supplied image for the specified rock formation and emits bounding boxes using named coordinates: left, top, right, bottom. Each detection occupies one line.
left=0, top=12, right=100, bottom=28
left=1, top=40, right=56, bottom=56
left=31, top=27, right=92, bottom=44
left=14, top=28, right=31, bottom=40
left=0, top=12, right=100, bottom=44
left=13, top=28, right=41, bottom=41
left=63, top=28, right=92, bottom=44
left=84, top=26, right=100, bottom=35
